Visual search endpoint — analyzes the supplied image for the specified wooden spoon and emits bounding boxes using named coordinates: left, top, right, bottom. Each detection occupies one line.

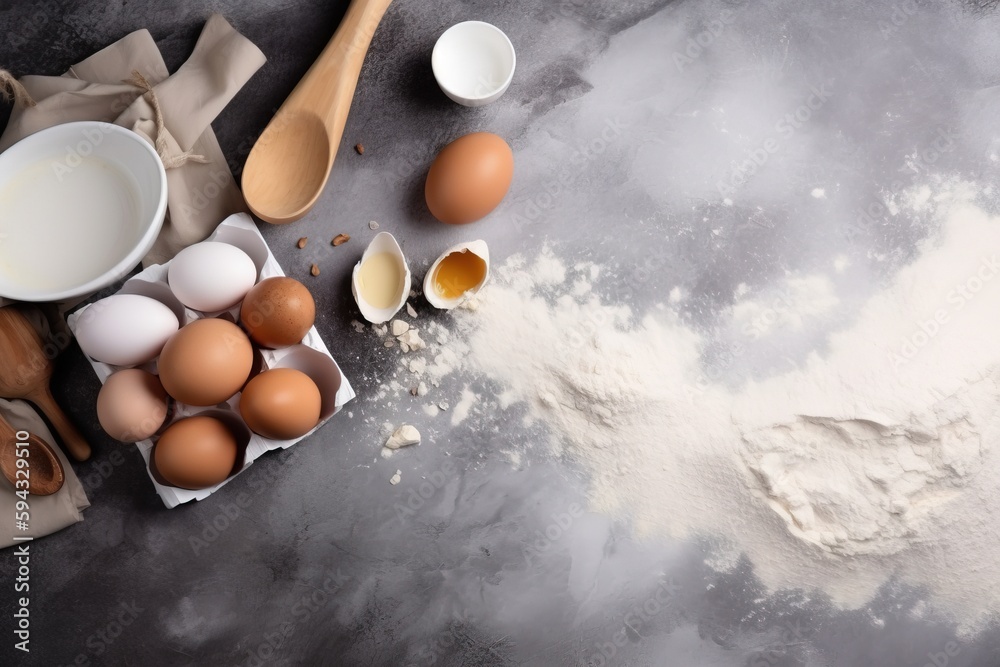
left=0, top=413, right=65, bottom=496
left=0, top=306, right=91, bottom=461
left=242, top=0, right=394, bottom=224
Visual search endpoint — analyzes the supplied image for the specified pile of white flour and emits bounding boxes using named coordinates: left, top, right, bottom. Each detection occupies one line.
left=381, top=182, right=1000, bottom=629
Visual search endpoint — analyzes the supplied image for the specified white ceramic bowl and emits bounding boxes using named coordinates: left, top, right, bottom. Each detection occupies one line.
left=0, top=121, right=167, bottom=302
left=432, top=21, right=516, bottom=107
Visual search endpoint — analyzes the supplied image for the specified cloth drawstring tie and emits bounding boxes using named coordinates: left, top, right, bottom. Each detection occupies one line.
left=124, top=70, right=208, bottom=169
left=1, top=67, right=204, bottom=171
left=0, top=68, right=36, bottom=108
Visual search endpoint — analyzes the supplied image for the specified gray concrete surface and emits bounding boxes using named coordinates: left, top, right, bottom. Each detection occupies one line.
left=2, top=0, right=1000, bottom=665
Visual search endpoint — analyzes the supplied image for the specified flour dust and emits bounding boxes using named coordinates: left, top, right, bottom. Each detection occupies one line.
left=369, top=181, right=1000, bottom=631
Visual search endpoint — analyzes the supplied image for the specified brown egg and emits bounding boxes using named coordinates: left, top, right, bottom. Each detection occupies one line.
left=425, top=132, right=514, bottom=225
left=239, top=368, right=322, bottom=440
left=96, top=369, right=169, bottom=442
left=240, top=277, right=315, bottom=348
left=153, top=416, right=238, bottom=489
left=157, top=318, right=253, bottom=406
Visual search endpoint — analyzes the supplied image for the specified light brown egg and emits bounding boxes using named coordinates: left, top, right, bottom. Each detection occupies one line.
left=157, top=318, right=253, bottom=406
left=425, top=132, right=514, bottom=225
left=240, top=277, right=315, bottom=349
left=96, top=369, right=169, bottom=442
left=239, top=368, right=321, bottom=440
left=153, top=416, right=238, bottom=489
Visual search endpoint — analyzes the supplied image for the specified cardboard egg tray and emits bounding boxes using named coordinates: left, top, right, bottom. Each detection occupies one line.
left=67, top=213, right=355, bottom=508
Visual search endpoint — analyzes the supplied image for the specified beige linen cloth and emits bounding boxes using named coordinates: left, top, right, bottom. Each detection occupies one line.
left=1, top=12, right=265, bottom=264
left=0, top=398, right=90, bottom=549
left=0, top=14, right=266, bottom=548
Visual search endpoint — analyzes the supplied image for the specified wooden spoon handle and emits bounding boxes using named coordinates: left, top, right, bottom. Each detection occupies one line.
left=293, top=0, right=394, bottom=131
left=26, top=386, right=91, bottom=462
left=0, top=412, right=17, bottom=443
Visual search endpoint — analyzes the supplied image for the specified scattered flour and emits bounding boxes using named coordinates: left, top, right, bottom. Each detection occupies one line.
left=364, top=181, right=1000, bottom=629
left=450, top=387, right=478, bottom=427
left=731, top=273, right=839, bottom=336
left=502, top=449, right=523, bottom=468
left=411, top=184, right=1000, bottom=627
left=532, top=248, right=568, bottom=285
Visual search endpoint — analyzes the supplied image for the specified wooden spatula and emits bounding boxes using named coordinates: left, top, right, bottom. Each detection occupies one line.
left=0, top=306, right=91, bottom=461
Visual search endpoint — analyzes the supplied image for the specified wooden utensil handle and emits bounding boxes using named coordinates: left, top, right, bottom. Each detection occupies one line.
left=324, top=0, right=394, bottom=70
left=294, top=0, right=394, bottom=128
left=27, top=386, right=91, bottom=462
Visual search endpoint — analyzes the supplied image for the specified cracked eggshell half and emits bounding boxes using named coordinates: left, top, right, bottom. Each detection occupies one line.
left=423, top=240, right=490, bottom=310
left=352, top=232, right=411, bottom=324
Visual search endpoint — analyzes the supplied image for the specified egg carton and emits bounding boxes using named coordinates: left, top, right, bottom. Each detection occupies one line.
left=67, top=213, right=355, bottom=508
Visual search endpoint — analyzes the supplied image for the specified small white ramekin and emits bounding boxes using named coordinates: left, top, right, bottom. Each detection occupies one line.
left=432, top=21, right=516, bottom=107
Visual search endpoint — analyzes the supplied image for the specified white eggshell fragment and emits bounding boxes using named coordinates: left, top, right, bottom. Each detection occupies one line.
left=168, top=241, right=258, bottom=312
left=384, top=424, right=421, bottom=449
left=351, top=232, right=411, bottom=324
left=74, top=294, right=179, bottom=366
left=423, top=240, right=490, bottom=310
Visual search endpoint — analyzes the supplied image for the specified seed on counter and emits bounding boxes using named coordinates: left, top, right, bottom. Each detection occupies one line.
left=406, top=303, right=417, bottom=318
left=310, top=263, right=320, bottom=277
left=332, top=233, right=350, bottom=246
left=296, top=237, right=308, bottom=249
left=369, top=221, right=379, bottom=230
left=384, top=339, right=395, bottom=348
left=355, top=143, right=365, bottom=155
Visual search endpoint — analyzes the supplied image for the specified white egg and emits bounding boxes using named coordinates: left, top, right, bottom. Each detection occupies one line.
left=168, top=242, right=258, bottom=312
left=75, top=294, right=179, bottom=366
left=423, top=240, right=490, bottom=310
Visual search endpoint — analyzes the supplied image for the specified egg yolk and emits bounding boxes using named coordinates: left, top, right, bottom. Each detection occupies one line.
left=433, top=251, right=487, bottom=300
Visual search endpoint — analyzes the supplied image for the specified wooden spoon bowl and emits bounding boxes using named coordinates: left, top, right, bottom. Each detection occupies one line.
left=0, top=413, right=65, bottom=496
left=242, top=0, right=393, bottom=224
left=244, top=111, right=331, bottom=223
